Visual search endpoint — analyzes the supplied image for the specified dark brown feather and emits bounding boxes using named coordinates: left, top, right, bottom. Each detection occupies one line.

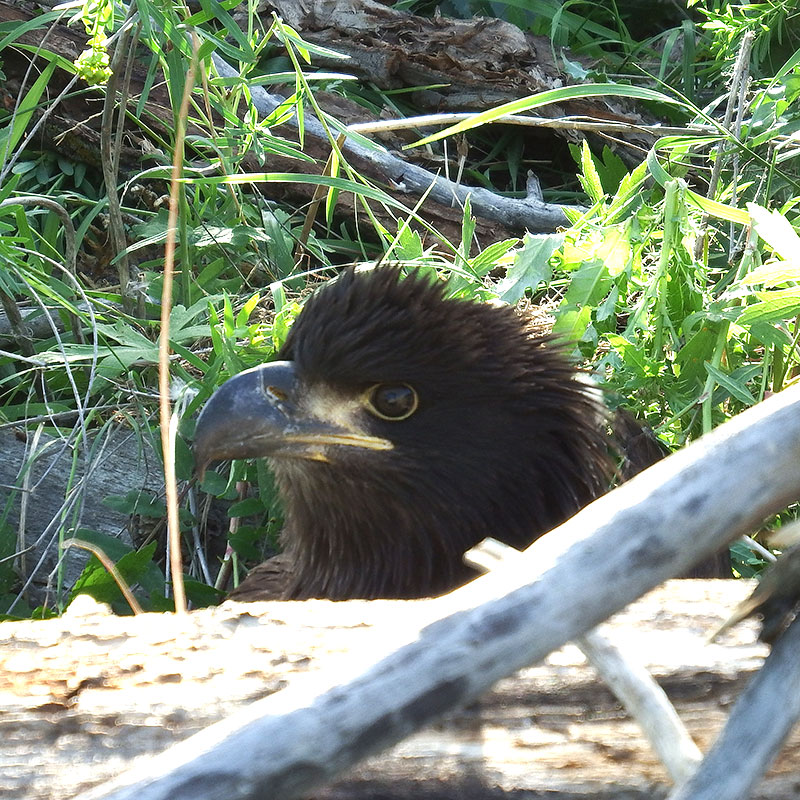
left=278, top=268, right=612, bottom=599
left=227, top=554, right=294, bottom=602
left=196, top=267, right=726, bottom=601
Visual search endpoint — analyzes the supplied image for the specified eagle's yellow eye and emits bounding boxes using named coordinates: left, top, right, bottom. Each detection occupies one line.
left=365, top=383, right=418, bottom=421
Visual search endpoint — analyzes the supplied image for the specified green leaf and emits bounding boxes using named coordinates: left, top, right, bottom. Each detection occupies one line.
left=551, top=305, right=592, bottom=343
left=675, top=323, right=720, bottom=385
left=190, top=173, right=409, bottom=215
left=70, top=541, right=162, bottom=613
left=183, top=578, right=224, bottom=607
left=459, top=196, right=476, bottom=262
left=271, top=281, right=287, bottom=313
left=611, top=160, right=648, bottom=209
left=704, top=362, right=756, bottom=405
left=748, top=203, right=800, bottom=260
left=169, top=300, right=215, bottom=344
left=578, top=140, right=604, bottom=203
left=261, top=211, right=296, bottom=279
left=739, top=288, right=800, bottom=325
left=740, top=261, right=800, bottom=287
left=102, top=492, right=167, bottom=518
left=0, top=10, right=64, bottom=53
left=729, top=540, right=764, bottom=577
left=469, top=238, right=519, bottom=277
left=192, top=224, right=266, bottom=250
left=595, top=225, right=631, bottom=277
left=95, top=319, right=155, bottom=349
left=497, top=233, right=562, bottom=303
left=68, top=529, right=132, bottom=563
left=394, top=225, right=424, bottom=261
left=606, top=333, right=657, bottom=378
left=646, top=144, right=750, bottom=224
left=229, top=497, right=267, bottom=517
left=200, top=469, right=229, bottom=495
left=276, top=22, right=347, bottom=61
left=223, top=294, right=235, bottom=337
left=229, top=525, right=269, bottom=561
left=174, top=435, right=195, bottom=482
left=193, top=0, right=255, bottom=59
left=596, top=146, right=630, bottom=195
left=236, top=293, right=261, bottom=328
left=0, top=59, right=57, bottom=162
left=747, top=322, right=791, bottom=348
left=596, top=285, right=619, bottom=322
left=409, top=84, right=685, bottom=148
left=563, top=259, right=612, bottom=307
left=196, top=258, right=228, bottom=286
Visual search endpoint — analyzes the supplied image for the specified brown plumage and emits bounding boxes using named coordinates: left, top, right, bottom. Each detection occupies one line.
left=226, top=554, right=294, bottom=602
left=195, top=266, right=726, bottom=601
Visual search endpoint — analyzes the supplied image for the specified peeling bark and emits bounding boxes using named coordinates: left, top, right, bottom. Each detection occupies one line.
left=1, top=0, right=656, bottom=249
left=2, top=583, right=798, bottom=800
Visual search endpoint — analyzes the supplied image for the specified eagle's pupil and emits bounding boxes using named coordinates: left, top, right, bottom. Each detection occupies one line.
left=370, top=384, right=417, bottom=420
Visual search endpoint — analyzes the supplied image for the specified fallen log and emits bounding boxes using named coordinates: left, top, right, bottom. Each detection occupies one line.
left=0, top=427, right=164, bottom=605
left=68, top=380, right=800, bottom=800
left=2, top=582, right=796, bottom=800
left=2, top=383, right=800, bottom=799
left=2, top=0, right=657, bottom=247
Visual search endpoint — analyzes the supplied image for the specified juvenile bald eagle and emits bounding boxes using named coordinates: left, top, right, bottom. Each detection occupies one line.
left=194, top=267, right=722, bottom=601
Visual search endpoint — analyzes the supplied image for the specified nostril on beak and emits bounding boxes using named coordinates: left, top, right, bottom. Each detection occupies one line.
left=267, top=385, right=288, bottom=402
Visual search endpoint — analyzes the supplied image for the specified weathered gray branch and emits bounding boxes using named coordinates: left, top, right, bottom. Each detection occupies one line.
left=83, top=384, right=800, bottom=800
left=467, top=537, right=702, bottom=784
left=2, top=582, right=785, bottom=800
left=669, top=613, right=800, bottom=800
left=211, top=54, right=572, bottom=232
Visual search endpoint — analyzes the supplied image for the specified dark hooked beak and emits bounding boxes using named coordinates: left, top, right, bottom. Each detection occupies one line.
left=194, top=361, right=392, bottom=473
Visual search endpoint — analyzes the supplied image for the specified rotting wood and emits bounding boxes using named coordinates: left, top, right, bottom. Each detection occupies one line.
left=0, top=428, right=165, bottom=604
left=247, top=0, right=655, bottom=145
left=57, top=385, right=800, bottom=800
left=2, top=582, right=799, bottom=800
left=668, top=613, right=800, bottom=800
left=467, top=537, right=703, bottom=784
left=1, top=0, right=657, bottom=247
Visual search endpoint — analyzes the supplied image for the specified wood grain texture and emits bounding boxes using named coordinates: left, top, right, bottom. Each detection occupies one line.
left=0, top=429, right=164, bottom=603
left=1, top=582, right=798, bottom=800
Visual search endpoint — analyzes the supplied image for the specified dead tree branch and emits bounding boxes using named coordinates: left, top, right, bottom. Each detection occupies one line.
left=83, top=383, right=800, bottom=800
left=669, top=614, right=800, bottom=800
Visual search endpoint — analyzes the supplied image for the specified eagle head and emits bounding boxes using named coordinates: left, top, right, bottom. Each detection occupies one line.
left=195, top=267, right=613, bottom=599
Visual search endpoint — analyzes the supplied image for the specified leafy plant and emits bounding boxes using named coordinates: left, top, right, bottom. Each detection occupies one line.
left=2, top=0, right=799, bottom=614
